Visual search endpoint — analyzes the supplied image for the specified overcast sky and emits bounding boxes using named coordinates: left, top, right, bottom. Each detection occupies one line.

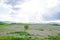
left=0, top=0, right=60, bottom=23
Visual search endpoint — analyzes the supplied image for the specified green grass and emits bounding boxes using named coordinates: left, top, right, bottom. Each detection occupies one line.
left=0, top=36, right=26, bottom=40
left=10, top=31, right=31, bottom=36
left=0, top=25, right=13, bottom=32
left=0, top=25, right=7, bottom=31
left=0, top=23, right=60, bottom=40
left=0, top=35, right=60, bottom=40
left=47, top=35, right=60, bottom=40
left=0, top=32, right=60, bottom=40
left=0, top=36, right=47, bottom=40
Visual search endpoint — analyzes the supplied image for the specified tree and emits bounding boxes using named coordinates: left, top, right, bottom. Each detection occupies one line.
left=24, top=24, right=29, bottom=31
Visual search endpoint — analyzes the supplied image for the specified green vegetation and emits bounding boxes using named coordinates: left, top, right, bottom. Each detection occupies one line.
left=0, top=22, right=60, bottom=40
left=47, top=35, right=60, bottom=40
left=0, top=22, right=9, bottom=25
left=24, top=24, right=29, bottom=30
left=51, top=24, right=60, bottom=26
left=0, top=25, right=9, bottom=32
left=0, top=35, right=60, bottom=40
left=0, top=36, right=46, bottom=40
left=10, top=31, right=31, bottom=36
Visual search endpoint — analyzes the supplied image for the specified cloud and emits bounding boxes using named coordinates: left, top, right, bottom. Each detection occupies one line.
left=4, top=0, right=23, bottom=6
left=0, top=0, right=60, bottom=23
left=15, top=0, right=60, bottom=23
left=43, top=5, right=60, bottom=21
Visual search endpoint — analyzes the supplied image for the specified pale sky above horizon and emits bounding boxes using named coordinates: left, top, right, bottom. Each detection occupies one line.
left=0, top=0, right=60, bottom=23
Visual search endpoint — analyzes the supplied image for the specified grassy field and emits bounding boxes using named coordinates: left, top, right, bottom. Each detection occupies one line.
left=0, top=22, right=60, bottom=40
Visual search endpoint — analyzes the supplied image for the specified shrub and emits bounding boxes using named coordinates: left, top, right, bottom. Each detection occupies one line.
left=24, top=24, right=29, bottom=30
left=10, top=31, right=31, bottom=36
left=47, top=35, right=60, bottom=40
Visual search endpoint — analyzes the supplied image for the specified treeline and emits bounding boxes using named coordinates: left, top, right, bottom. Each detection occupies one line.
left=0, top=22, right=29, bottom=25
left=0, top=22, right=10, bottom=25
left=51, top=24, right=60, bottom=26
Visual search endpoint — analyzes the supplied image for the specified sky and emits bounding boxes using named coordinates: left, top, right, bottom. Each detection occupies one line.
left=0, top=0, right=60, bottom=23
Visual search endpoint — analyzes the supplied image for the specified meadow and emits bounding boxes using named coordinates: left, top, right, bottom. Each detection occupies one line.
left=0, top=22, right=60, bottom=40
